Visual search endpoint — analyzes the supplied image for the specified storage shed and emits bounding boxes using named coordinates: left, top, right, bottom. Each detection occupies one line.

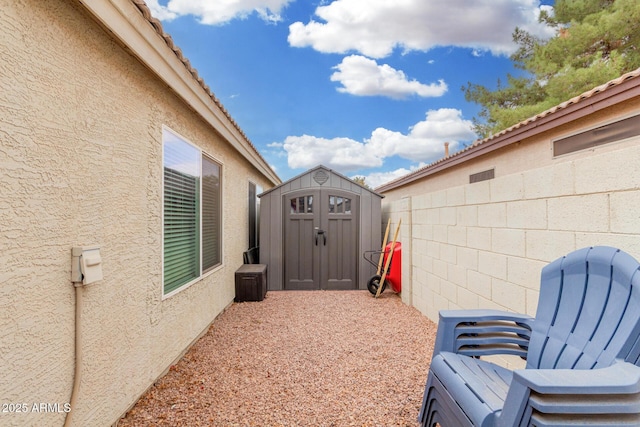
left=259, top=165, right=383, bottom=291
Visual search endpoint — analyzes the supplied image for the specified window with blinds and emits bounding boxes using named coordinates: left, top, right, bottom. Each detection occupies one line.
left=202, top=155, right=221, bottom=272
left=248, top=182, right=257, bottom=249
left=163, top=128, right=222, bottom=296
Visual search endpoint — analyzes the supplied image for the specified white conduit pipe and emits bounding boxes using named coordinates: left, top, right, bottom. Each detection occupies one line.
left=64, top=284, right=83, bottom=427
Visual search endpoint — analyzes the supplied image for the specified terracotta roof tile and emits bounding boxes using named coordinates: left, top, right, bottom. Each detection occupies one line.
left=126, top=2, right=640, bottom=190
left=481, top=68, right=640, bottom=141
left=130, top=0, right=269, bottom=168
left=376, top=67, right=640, bottom=191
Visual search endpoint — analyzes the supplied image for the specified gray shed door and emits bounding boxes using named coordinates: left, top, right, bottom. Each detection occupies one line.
left=284, top=189, right=359, bottom=290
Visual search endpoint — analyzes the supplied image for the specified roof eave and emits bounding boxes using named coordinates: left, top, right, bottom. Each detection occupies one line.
left=376, top=69, right=640, bottom=193
left=80, top=0, right=281, bottom=186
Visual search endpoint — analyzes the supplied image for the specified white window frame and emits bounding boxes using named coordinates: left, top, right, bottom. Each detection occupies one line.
left=161, top=126, right=223, bottom=299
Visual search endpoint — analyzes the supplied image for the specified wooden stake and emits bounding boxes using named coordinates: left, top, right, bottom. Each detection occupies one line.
left=377, top=218, right=391, bottom=275
left=375, top=219, right=401, bottom=298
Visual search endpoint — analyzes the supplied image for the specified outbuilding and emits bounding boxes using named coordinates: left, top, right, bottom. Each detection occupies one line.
left=259, top=166, right=384, bottom=291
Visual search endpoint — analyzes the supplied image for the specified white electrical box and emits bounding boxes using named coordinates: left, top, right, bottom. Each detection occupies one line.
left=71, top=246, right=103, bottom=285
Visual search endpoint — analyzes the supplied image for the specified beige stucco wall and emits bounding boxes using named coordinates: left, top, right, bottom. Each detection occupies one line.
left=1, top=1, right=274, bottom=426
left=382, top=99, right=640, bottom=326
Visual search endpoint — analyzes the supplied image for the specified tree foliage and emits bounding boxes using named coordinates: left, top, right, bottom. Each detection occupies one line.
left=352, top=176, right=371, bottom=189
left=465, top=0, right=640, bottom=138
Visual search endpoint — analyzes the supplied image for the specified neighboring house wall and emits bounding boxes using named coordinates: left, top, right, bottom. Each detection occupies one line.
left=1, top=1, right=277, bottom=426
left=380, top=76, right=640, bottom=329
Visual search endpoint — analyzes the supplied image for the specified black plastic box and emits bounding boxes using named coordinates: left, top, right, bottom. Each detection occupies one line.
left=234, top=264, right=267, bottom=302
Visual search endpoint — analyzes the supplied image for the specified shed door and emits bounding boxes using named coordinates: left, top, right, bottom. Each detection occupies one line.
left=284, top=190, right=358, bottom=290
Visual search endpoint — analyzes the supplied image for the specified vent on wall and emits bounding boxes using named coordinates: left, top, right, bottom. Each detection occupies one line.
left=553, top=113, right=640, bottom=156
left=470, top=168, right=495, bottom=184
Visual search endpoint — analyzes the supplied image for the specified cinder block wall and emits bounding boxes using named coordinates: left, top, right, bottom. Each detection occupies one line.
left=382, top=133, right=640, bottom=324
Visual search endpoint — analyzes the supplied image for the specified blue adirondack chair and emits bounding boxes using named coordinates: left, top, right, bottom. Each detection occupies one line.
left=419, top=246, right=640, bottom=426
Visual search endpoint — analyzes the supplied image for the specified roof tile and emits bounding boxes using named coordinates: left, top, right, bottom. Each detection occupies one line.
left=130, top=0, right=269, bottom=166
left=376, top=67, right=640, bottom=191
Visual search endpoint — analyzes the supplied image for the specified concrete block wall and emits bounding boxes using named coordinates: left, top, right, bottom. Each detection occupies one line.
left=382, top=139, right=640, bottom=324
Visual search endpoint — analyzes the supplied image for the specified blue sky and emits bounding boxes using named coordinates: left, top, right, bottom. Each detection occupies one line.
left=147, top=0, right=555, bottom=187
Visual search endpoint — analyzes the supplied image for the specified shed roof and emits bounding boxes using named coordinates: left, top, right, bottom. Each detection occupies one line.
left=376, top=67, right=640, bottom=193
left=259, top=165, right=384, bottom=198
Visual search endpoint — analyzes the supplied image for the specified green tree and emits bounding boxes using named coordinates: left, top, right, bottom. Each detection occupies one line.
left=465, top=0, right=640, bottom=138
left=352, top=176, right=371, bottom=189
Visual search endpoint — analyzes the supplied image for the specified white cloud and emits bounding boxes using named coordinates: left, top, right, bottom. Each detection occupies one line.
left=148, top=0, right=293, bottom=25
left=289, top=0, right=555, bottom=58
left=330, top=55, right=447, bottom=99
left=266, top=142, right=287, bottom=158
left=279, top=108, right=476, bottom=173
left=355, top=166, right=422, bottom=189
left=145, top=0, right=178, bottom=20
left=367, top=108, right=476, bottom=161
left=283, top=135, right=383, bottom=171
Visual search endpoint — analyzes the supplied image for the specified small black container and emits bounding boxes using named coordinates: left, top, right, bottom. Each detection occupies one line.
left=234, top=264, right=267, bottom=302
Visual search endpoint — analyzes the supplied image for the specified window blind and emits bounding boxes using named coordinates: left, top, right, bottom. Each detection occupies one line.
left=163, top=167, right=200, bottom=294
left=162, top=128, right=222, bottom=295
left=202, top=155, right=221, bottom=272
left=163, top=132, right=201, bottom=294
left=248, top=182, right=257, bottom=249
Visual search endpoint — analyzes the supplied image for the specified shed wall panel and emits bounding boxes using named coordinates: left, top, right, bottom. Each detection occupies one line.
left=260, top=166, right=382, bottom=291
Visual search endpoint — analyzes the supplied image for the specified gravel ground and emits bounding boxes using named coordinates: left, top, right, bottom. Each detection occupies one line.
left=118, top=290, right=437, bottom=426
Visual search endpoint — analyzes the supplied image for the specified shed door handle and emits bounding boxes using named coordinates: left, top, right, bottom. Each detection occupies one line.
left=315, top=229, right=326, bottom=246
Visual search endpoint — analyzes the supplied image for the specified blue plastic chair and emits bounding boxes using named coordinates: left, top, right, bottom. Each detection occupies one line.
left=418, top=246, right=640, bottom=426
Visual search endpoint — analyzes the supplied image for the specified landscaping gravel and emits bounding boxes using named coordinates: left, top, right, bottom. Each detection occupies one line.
left=118, top=290, right=437, bottom=426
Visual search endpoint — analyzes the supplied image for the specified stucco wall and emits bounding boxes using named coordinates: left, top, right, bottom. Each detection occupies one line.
left=382, top=101, right=640, bottom=325
left=1, top=1, right=273, bottom=426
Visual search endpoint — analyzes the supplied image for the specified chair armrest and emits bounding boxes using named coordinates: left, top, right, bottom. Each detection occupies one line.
left=498, top=362, right=640, bottom=426
left=433, top=309, right=534, bottom=357
left=513, top=361, right=640, bottom=394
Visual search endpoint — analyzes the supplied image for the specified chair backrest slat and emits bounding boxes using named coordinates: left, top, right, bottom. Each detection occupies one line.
left=526, top=247, right=640, bottom=370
